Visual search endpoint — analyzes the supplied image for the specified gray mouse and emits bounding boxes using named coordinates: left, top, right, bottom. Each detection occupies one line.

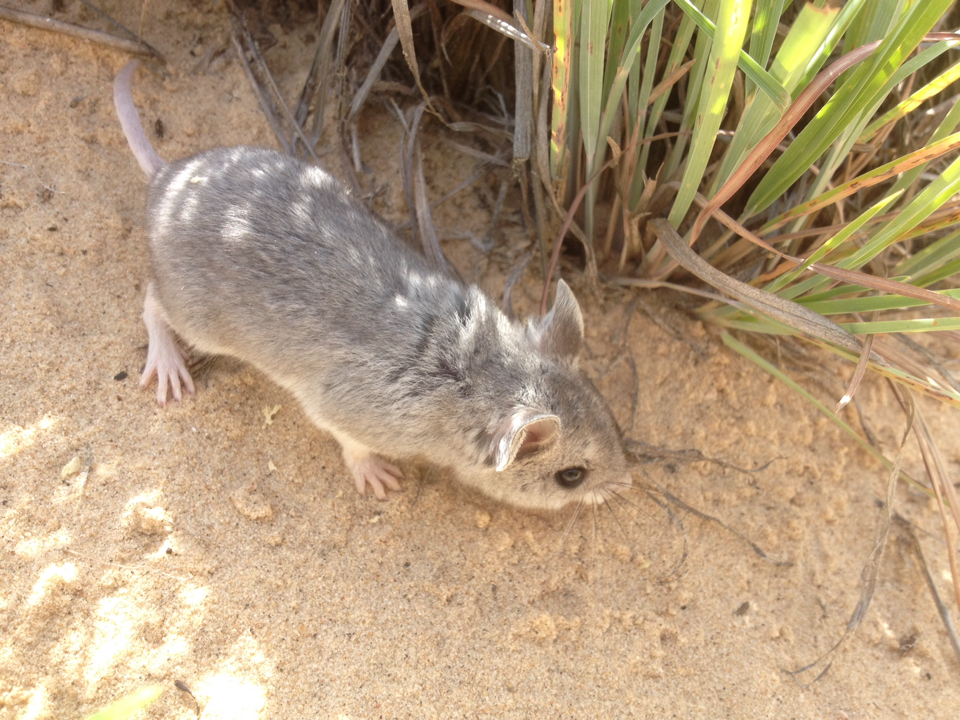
left=113, top=59, right=632, bottom=511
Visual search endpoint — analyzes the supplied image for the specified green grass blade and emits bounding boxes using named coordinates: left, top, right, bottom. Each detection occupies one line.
left=893, top=229, right=960, bottom=279
left=671, top=0, right=790, bottom=112
left=860, top=57, right=960, bottom=142
left=796, top=0, right=867, bottom=91
left=840, top=317, right=960, bottom=334
left=605, top=0, right=633, bottom=103
left=588, top=0, right=671, bottom=202
left=85, top=685, right=165, bottom=720
left=579, top=0, right=612, bottom=246
left=839, top=152, right=960, bottom=272
left=770, top=193, right=900, bottom=297
left=885, top=55, right=960, bottom=204
left=668, top=0, right=753, bottom=227
left=746, top=0, right=956, bottom=216
left=550, top=0, right=580, bottom=180
left=745, top=0, right=787, bottom=95
left=914, top=256, right=960, bottom=288
left=630, top=4, right=663, bottom=205
left=763, top=130, right=960, bottom=237
left=713, top=2, right=836, bottom=190
left=579, top=0, right=611, bottom=168
left=792, top=38, right=955, bottom=219
left=801, top=288, right=960, bottom=315
left=662, top=0, right=717, bottom=181
left=626, top=0, right=648, bottom=123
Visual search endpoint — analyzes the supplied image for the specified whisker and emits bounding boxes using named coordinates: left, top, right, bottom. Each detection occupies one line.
left=608, top=490, right=653, bottom=531
left=591, top=501, right=600, bottom=546
left=601, top=494, right=630, bottom=543
left=561, top=497, right=585, bottom=544
left=608, top=488, right=662, bottom=526
left=644, top=488, right=689, bottom=582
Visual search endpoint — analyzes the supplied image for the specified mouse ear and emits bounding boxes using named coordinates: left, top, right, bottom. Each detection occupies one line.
left=494, top=410, right=561, bottom=472
left=531, top=279, right=584, bottom=360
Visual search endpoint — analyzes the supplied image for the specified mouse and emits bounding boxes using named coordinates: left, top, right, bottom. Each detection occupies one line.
left=113, top=59, right=632, bottom=511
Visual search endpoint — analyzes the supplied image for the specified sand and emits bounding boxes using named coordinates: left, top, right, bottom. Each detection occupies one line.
left=2, top=2, right=959, bottom=718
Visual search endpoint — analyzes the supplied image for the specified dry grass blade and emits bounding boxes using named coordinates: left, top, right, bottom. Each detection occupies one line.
left=441, top=140, right=510, bottom=166
left=348, top=3, right=428, bottom=124
left=292, top=0, right=346, bottom=142
left=450, top=0, right=512, bottom=26
left=836, top=333, right=874, bottom=412
left=892, top=334, right=960, bottom=395
left=0, top=5, right=164, bottom=60
left=395, top=100, right=418, bottom=237
left=649, top=58, right=696, bottom=106
left=895, top=514, right=960, bottom=664
left=540, top=156, right=620, bottom=314
left=910, top=408, right=960, bottom=615
left=651, top=219, right=870, bottom=356
left=397, top=162, right=501, bottom=235
left=764, top=130, right=960, bottom=234
left=788, top=384, right=913, bottom=684
left=229, top=30, right=292, bottom=155
left=458, top=9, right=548, bottom=55
left=606, top=276, right=733, bottom=305
left=647, top=486, right=790, bottom=567
left=624, top=439, right=779, bottom=475
left=407, top=110, right=461, bottom=281
left=690, top=40, right=883, bottom=245
left=480, top=179, right=509, bottom=253
left=391, top=0, right=433, bottom=109
left=512, top=2, right=532, bottom=162
left=689, top=204, right=960, bottom=316
left=226, top=5, right=320, bottom=165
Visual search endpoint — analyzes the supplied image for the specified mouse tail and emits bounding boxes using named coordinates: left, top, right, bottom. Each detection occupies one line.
left=114, top=60, right=163, bottom=177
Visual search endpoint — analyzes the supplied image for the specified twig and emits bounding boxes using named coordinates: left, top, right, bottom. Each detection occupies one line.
left=229, top=30, right=292, bottom=154
left=1, top=161, right=63, bottom=194
left=0, top=5, right=164, bottom=61
left=895, top=513, right=960, bottom=665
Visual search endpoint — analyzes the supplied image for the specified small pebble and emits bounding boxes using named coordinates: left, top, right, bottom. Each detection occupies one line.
left=60, top=456, right=81, bottom=479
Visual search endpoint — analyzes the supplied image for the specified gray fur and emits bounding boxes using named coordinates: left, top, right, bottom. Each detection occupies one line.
left=116, top=60, right=631, bottom=511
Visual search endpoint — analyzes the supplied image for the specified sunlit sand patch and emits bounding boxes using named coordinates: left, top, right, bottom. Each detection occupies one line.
left=196, top=635, right=272, bottom=720
left=26, top=562, right=77, bottom=608
left=0, top=415, right=58, bottom=459
left=15, top=529, right=71, bottom=560
left=86, top=594, right=140, bottom=688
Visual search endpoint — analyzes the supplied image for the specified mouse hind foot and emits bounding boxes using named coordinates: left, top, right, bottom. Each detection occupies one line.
left=333, top=432, right=403, bottom=500
left=140, top=282, right=196, bottom=406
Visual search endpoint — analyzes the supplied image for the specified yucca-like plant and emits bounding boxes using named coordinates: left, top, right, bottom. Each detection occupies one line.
left=542, top=0, right=960, bottom=672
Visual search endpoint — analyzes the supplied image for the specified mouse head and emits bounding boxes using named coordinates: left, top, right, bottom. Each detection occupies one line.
left=467, top=281, right=633, bottom=511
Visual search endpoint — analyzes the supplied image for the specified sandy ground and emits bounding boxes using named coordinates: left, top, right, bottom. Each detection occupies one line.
left=2, top=2, right=960, bottom=718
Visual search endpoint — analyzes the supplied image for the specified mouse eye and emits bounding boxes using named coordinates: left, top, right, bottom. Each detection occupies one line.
left=556, top=467, right=586, bottom=488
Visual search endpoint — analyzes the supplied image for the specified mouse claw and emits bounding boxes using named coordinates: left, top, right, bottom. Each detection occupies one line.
left=142, top=359, right=195, bottom=406
left=342, top=449, right=403, bottom=500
